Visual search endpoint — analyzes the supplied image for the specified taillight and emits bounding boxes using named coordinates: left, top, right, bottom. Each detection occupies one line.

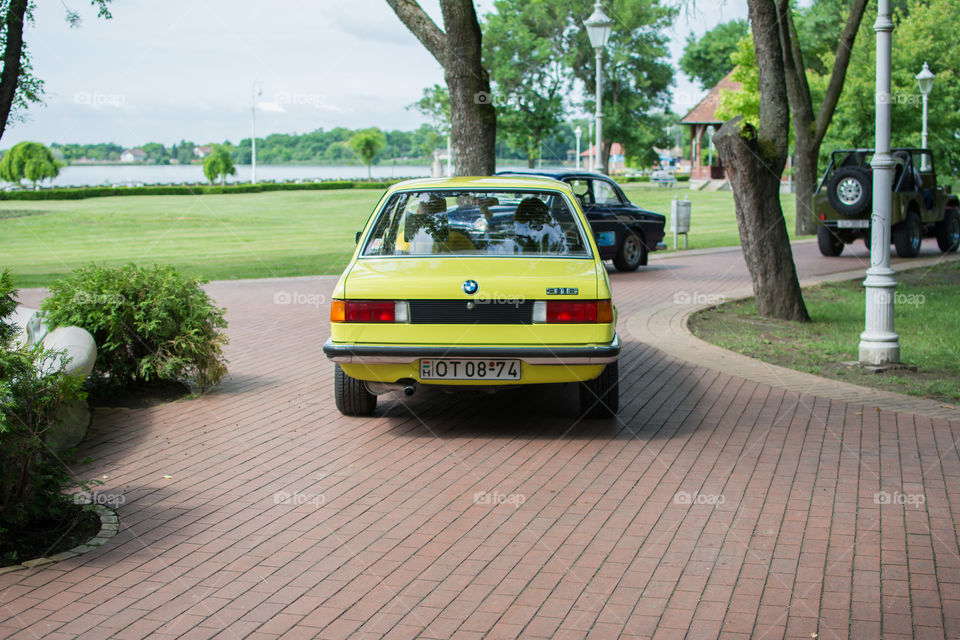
left=532, top=300, right=614, bottom=323
left=331, top=300, right=408, bottom=323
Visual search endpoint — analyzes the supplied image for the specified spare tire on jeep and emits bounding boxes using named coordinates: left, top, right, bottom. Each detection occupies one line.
left=827, top=166, right=872, bottom=216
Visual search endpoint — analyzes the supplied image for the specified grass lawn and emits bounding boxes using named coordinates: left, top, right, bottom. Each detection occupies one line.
left=689, top=259, right=960, bottom=403
left=0, top=183, right=797, bottom=288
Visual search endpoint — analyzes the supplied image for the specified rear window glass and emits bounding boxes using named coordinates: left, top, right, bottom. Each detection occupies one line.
left=361, top=190, right=590, bottom=258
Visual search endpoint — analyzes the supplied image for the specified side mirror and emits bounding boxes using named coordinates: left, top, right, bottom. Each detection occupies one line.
left=355, top=231, right=361, bottom=244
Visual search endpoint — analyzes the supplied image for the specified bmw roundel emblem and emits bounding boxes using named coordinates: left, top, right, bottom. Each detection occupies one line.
left=462, top=279, right=479, bottom=295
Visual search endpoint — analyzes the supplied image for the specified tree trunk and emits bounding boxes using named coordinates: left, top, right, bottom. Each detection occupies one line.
left=716, top=0, right=809, bottom=323
left=792, top=135, right=820, bottom=235
left=0, top=0, right=28, bottom=143
left=386, top=0, right=496, bottom=176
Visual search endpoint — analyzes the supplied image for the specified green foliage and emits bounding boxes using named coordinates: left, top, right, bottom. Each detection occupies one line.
left=0, top=270, right=86, bottom=539
left=0, top=141, right=61, bottom=188
left=716, top=35, right=760, bottom=128
left=41, top=264, right=229, bottom=391
left=348, top=128, right=386, bottom=179
left=202, top=146, right=237, bottom=184
left=680, top=19, right=748, bottom=90
left=409, top=85, right=451, bottom=134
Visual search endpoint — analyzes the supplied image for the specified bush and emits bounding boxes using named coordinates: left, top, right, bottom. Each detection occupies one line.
left=0, top=270, right=86, bottom=545
left=41, top=264, right=228, bottom=391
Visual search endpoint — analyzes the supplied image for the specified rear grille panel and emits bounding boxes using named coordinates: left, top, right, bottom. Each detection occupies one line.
left=408, top=300, right=534, bottom=324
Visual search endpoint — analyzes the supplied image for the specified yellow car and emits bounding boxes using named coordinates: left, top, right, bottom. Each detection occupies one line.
left=323, top=176, right=620, bottom=418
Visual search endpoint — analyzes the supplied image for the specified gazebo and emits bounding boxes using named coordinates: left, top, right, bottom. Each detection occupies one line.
left=679, top=71, right=740, bottom=181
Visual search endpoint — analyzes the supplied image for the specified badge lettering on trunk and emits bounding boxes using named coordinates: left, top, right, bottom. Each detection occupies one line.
left=546, top=288, right=578, bottom=295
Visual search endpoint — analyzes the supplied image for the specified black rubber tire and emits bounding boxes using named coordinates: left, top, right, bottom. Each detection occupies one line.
left=893, top=211, right=923, bottom=258
left=817, top=226, right=844, bottom=256
left=935, top=208, right=960, bottom=253
left=613, top=231, right=645, bottom=272
left=578, top=361, right=619, bottom=419
left=827, top=166, right=872, bottom=217
left=334, top=364, right=377, bottom=416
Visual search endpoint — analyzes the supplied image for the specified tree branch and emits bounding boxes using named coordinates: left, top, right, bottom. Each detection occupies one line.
left=813, top=0, right=868, bottom=147
left=748, top=0, right=789, bottom=166
left=0, top=0, right=29, bottom=142
left=384, top=0, right=448, bottom=67
left=777, top=0, right=814, bottom=126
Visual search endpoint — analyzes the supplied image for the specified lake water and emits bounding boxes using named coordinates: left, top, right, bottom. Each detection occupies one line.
left=44, top=163, right=567, bottom=188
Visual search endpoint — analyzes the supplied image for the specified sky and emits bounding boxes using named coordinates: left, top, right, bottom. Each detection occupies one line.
left=4, top=0, right=749, bottom=149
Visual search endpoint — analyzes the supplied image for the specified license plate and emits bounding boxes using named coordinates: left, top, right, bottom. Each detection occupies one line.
left=837, top=219, right=870, bottom=228
left=420, top=359, right=521, bottom=381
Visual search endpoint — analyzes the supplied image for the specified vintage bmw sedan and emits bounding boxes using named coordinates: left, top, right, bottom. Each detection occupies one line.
left=322, top=176, right=621, bottom=418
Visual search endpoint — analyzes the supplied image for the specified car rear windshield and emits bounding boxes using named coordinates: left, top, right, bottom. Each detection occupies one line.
left=360, top=189, right=590, bottom=258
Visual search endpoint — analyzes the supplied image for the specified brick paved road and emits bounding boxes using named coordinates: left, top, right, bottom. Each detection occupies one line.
left=3, top=239, right=959, bottom=639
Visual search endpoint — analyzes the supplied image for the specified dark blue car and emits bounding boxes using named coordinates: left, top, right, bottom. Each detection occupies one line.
left=495, top=170, right=667, bottom=271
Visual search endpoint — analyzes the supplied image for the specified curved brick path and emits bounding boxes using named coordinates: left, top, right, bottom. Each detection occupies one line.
left=2, top=239, right=959, bottom=640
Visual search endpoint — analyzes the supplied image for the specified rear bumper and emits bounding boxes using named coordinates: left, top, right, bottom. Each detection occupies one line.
left=323, top=333, right=621, bottom=365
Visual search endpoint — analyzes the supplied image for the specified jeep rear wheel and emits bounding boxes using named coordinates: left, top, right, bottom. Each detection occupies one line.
left=817, top=226, right=844, bottom=256
left=334, top=365, right=377, bottom=416
left=893, top=211, right=923, bottom=258
left=935, top=208, right=959, bottom=253
left=579, top=361, right=619, bottom=419
left=827, top=167, right=872, bottom=217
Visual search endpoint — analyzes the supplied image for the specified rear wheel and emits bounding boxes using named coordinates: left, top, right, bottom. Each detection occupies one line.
left=817, top=226, right=844, bottom=256
left=578, top=361, right=619, bottom=419
left=893, top=211, right=923, bottom=258
left=827, top=167, right=872, bottom=216
left=613, top=231, right=645, bottom=272
left=334, top=365, right=377, bottom=416
left=935, top=208, right=960, bottom=253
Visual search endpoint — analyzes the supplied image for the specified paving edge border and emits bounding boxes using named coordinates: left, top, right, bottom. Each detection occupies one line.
left=627, top=252, right=960, bottom=423
left=0, top=495, right=119, bottom=575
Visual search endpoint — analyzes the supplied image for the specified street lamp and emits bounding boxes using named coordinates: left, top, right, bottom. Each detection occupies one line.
left=916, top=62, right=935, bottom=170
left=251, top=81, right=262, bottom=184
left=859, top=0, right=899, bottom=365
left=706, top=125, right=715, bottom=173
left=574, top=126, right=582, bottom=169
left=585, top=1, right=612, bottom=174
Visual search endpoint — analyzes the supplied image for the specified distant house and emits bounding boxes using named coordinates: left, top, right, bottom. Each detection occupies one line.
left=679, top=70, right=740, bottom=180
left=120, top=148, right=147, bottom=163
left=193, top=145, right=213, bottom=159
left=580, top=142, right=625, bottom=173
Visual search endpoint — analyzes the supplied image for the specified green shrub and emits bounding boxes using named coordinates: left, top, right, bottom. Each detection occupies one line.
left=0, top=270, right=85, bottom=540
left=41, top=264, right=228, bottom=391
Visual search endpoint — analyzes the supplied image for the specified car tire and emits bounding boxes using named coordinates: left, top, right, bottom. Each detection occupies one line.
left=893, top=211, right=923, bottom=258
left=613, top=231, right=645, bottom=272
left=334, top=364, right=377, bottom=416
left=817, top=226, right=844, bottom=256
left=935, top=207, right=960, bottom=253
left=827, top=166, right=872, bottom=217
left=579, top=361, right=619, bottom=419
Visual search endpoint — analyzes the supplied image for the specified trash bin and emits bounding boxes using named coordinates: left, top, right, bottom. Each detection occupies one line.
left=670, top=196, right=691, bottom=249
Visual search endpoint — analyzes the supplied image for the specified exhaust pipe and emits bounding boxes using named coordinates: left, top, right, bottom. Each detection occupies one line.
left=365, top=381, right=418, bottom=397
left=403, top=385, right=416, bottom=397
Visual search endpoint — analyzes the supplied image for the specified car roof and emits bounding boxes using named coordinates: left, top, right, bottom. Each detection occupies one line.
left=494, top=169, right=612, bottom=181
left=386, top=175, right=576, bottom=194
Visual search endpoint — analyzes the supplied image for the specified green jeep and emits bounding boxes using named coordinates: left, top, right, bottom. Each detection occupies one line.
left=814, top=147, right=960, bottom=257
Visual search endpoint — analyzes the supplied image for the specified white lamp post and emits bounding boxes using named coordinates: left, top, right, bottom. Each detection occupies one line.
left=706, top=125, right=715, bottom=173
left=916, top=62, right=934, bottom=170
left=251, top=81, right=262, bottom=184
left=574, top=126, right=582, bottom=169
left=585, top=1, right=612, bottom=175
left=859, top=0, right=899, bottom=365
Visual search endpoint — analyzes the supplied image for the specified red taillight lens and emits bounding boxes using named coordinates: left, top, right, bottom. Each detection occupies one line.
left=541, top=300, right=613, bottom=323
left=331, top=300, right=405, bottom=323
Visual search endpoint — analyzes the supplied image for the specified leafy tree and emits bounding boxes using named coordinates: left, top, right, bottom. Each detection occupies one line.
left=202, top=146, right=236, bottom=184
left=348, top=128, right=387, bottom=179
left=716, top=36, right=759, bottom=127
left=0, top=141, right=61, bottom=188
left=386, top=0, right=496, bottom=175
left=680, top=19, right=748, bottom=90
left=0, top=1, right=112, bottom=142
left=408, top=85, right=449, bottom=159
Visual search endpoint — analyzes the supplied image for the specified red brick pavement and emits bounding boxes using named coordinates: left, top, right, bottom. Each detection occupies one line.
left=2, top=239, right=959, bottom=639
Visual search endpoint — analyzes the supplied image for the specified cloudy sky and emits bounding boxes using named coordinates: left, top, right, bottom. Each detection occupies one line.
left=4, top=0, right=748, bottom=149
